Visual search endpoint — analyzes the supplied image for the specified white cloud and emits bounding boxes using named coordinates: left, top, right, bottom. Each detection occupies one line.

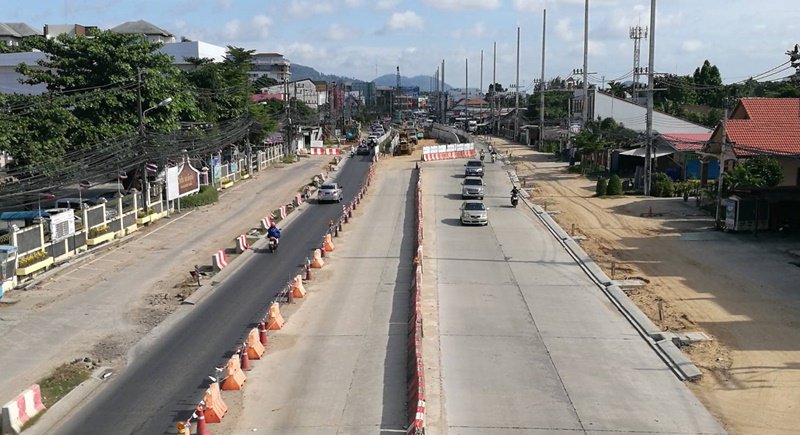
left=344, top=0, right=364, bottom=6
left=326, top=23, right=359, bottom=41
left=217, top=0, right=233, bottom=10
left=424, top=0, right=500, bottom=10
left=451, top=21, right=488, bottom=39
left=375, top=0, right=399, bottom=9
left=385, top=11, right=423, bottom=32
left=252, top=15, right=272, bottom=39
left=681, top=39, right=705, bottom=53
left=222, top=19, right=240, bottom=39
left=556, top=18, right=574, bottom=41
left=288, top=0, right=334, bottom=17
left=281, top=42, right=329, bottom=64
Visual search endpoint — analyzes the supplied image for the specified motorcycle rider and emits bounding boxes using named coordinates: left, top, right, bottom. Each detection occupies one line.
left=479, top=149, right=486, bottom=161
left=267, top=223, right=281, bottom=246
left=510, top=186, right=520, bottom=205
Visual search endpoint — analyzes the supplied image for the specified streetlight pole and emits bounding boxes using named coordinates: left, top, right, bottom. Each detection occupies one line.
left=139, top=96, right=173, bottom=209
left=644, top=0, right=657, bottom=196
left=582, top=0, right=590, bottom=125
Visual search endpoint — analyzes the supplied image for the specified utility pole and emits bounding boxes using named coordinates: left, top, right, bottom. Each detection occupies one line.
left=644, top=0, right=656, bottom=196
left=715, top=104, right=729, bottom=229
left=480, top=49, right=484, bottom=125
left=630, top=25, right=648, bottom=103
left=492, top=41, right=497, bottom=134
left=515, top=26, right=521, bottom=141
left=539, top=9, right=547, bottom=149
left=465, top=57, right=469, bottom=125
left=582, top=0, right=590, bottom=126
left=136, top=68, right=149, bottom=206
left=441, top=59, right=446, bottom=124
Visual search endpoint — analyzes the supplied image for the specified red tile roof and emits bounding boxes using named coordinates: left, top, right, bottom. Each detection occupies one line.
left=661, top=133, right=711, bottom=151
left=725, top=98, right=800, bottom=156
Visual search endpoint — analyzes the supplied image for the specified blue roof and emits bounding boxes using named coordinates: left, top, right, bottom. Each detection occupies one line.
left=0, top=211, right=48, bottom=221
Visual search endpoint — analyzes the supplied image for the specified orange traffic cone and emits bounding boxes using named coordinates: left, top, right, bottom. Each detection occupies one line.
left=259, top=322, right=268, bottom=345
left=195, top=406, right=212, bottom=435
left=240, top=346, right=252, bottom=371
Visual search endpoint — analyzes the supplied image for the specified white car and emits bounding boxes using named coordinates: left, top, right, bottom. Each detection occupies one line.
left=318, top=183, right=343, bottom=203
left=460, top=200, right=489, bottom=226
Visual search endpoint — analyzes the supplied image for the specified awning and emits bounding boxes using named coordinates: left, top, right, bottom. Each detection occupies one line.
left=618, top=145, right=674, bottom=158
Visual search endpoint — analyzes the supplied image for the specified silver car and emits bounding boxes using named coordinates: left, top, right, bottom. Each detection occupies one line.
left=460, top=200, right=488, bottom=226
left=461, top=177, right=485, bottom=199
left=318, top=183, right=343, bottom=203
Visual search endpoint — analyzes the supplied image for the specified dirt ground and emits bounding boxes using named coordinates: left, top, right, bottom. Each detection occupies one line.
left=491, top=137, right=800, bottom=435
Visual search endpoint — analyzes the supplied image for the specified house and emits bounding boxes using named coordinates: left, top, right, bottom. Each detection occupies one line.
left=159, top=41, right=227, bottom=71
left=260, top=79, right=326, bottom=109
left=110, top=20, right=175, bottom=43
left=0, top=51, right=47, bottom=94
left=702, top=98, right=800, bottom=186
left=0, top=22, right=40, bottom=46
left=249, top=53, right=291, bottom=82
left=701, top=97, right=800, bottom=230
left=43, top=24, right=97, bottom=39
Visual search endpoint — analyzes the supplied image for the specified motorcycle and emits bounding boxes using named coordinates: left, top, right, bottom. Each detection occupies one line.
left=511, top=193, right=519, bottom=208
left=491, top=153, right=497, bottom=163
left=480, top=152, right=485, bottom=162
left=268, top=236, right=279, bottom=253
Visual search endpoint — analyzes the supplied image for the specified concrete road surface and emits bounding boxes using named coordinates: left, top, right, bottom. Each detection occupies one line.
left=55, top=156, right=375, bottom=435
left=423, top=155, right=726, bottom=434
left=216, top=159, right=415, bottom=434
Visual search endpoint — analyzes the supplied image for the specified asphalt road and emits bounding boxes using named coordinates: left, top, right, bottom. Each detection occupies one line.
left=57, top=155, right=375, bottom=435
left=425, top=154, right=726, bottom=434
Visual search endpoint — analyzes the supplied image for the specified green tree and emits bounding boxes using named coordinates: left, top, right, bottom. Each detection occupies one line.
left=607, top=81, right=627, bottom=98
left=693, top=60, right=723, bottom=107
left=253, top=75, right=278, bottom=90
left=14, top=29, right=198, bottom=151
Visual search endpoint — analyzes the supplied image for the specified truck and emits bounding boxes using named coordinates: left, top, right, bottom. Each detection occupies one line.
left=396, top=130, right=412, bottom=155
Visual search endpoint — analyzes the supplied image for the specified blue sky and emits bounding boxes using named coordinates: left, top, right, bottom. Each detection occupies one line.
left=7, top=0, right=800, bottom=90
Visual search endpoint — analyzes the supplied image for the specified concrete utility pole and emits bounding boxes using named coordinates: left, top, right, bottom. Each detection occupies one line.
left=630, top=25, right=648, bottom=103
left=492, top=41, right=497, bottom=133
left=715, top=104, right=729, bottom=229
left=515, top=27, right=521, bottom=141
left=480, top=49, right=484, bottom=124
left=441, top=59, right=446, bottom=123
left=465, top=57, right=469, bottom=110
left=582, top=0, right=589, bottom=125
left=644, top=0, right=656, bottom=196
left=539, top=9, right=547, bottom=149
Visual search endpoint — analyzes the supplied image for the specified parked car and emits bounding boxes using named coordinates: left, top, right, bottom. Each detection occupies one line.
left=464, top=160, right=484, bottom=177
left=460, top=200, right=489, bottom=226
left=461, top=177, right=485, bottom=199
left=318, top=183, right=343, bottom=203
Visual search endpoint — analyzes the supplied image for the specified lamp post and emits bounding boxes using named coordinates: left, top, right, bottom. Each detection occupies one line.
left=138, top=96, right=173, bottom=209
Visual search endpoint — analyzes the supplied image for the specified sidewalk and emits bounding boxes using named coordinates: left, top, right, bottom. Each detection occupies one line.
left=491, top=137, right=800, bottom=435
left=0, top=156, right=331, bottom=402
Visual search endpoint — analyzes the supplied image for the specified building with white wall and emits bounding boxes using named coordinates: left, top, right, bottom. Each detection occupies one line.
left=249, top=53, right=291, bottom=82
left=261, top=79, right=326, bottom=109
left=0, top=23, right=40, bottom=47
left=159, top=41, right=227, bottom=71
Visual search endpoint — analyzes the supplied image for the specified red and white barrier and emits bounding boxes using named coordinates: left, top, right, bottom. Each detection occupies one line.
left=235, top=235, right=249, bottom=253
left=308, top=147, right=341, bottom=155
left=2, top=384, right=46, bottom=435
left=260, top=215, right=275, bottom=230
left=278, top=206, right=287, bottom=220
left=212, top=250, right=228, bottom=271
left=422, top=143, right=477, bottom=161
left=294, top=193, right=304, bottom=206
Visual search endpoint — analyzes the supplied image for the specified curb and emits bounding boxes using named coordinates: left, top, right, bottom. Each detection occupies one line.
left=517, top=183, right=703, bottom=382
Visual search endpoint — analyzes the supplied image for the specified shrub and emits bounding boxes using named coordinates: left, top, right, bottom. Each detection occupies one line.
left=136, top=207, right=154, bottom=219
left=651, top=172, right=674, bottom=197
left=282, top=155, right=296, bottom=164
left=595, top=177, right=608, bottom=196
left=19, top=250, right=48, bottom=267
left=607, top=174, right=622, bottom=195
left=180, top=185, right=219, bottom=208
left=88, top=225, right=109, bottom=238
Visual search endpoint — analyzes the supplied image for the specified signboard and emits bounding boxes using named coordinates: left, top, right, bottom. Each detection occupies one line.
left=50, top=209, right=75, bottom=242
left=177, top=163, right=200, bottom=198
left=310, top=140, right=324, bottom=148
left=166, top=166, right=180, bottom=201
left=210, top=155, right=222, bottom=185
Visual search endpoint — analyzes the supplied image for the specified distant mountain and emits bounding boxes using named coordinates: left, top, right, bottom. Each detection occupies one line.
left=374, top=74, right=453, bottom=92
left=290, top=64, right=363, bottom=84
left=290, top=64, right=453, bottom=92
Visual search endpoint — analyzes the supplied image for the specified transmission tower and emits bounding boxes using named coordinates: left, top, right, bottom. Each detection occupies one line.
left=630, top=25, right=648, bottom=103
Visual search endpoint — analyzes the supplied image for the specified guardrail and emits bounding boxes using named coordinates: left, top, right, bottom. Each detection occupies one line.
left=406, top=165, right=426, bottom=434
